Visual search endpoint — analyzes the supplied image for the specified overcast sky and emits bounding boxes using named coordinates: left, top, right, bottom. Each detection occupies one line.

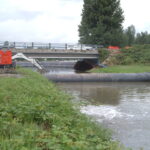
left=0, top=0, right=150, bottom=43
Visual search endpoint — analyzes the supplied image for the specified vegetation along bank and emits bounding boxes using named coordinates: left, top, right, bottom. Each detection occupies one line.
left=92, top=45, right=150, bottom=73
left=90, top=65, right=150, bottom=73
left=0, top=68, right=128, bottom=150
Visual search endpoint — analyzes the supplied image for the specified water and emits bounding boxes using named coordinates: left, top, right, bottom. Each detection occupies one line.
left=45, top=67, right=75, bottom=74
left=57, top=82, right=150, bottom=150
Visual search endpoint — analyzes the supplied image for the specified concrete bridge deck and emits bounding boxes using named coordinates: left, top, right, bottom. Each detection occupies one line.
left=11, top=48, right=99, bottom=59
left=0, top=41, right=99, bottom=60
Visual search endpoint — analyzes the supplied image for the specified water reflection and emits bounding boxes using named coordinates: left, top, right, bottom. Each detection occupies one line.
left=58, top=82, right=121, bottom=105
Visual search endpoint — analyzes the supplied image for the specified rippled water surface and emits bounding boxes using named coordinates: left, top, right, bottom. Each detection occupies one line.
left=57, top=82, right=150, bottom=150
left=46, top=67, right=75, bottom=74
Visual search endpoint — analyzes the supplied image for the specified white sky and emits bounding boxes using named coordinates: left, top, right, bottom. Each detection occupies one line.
left=0, top=0, right=150, bottom=43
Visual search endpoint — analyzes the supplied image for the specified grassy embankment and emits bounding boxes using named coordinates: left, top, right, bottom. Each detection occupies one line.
left=91, top=45, right=150, bottom=73
left=91, top=65, right=150, bottom=73
left=0, top=68, right=127, bottom=150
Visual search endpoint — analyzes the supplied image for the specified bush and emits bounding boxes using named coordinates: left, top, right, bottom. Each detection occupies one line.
left=115, top=45, right=150, bottom=65
left=98, top=48, right=110, bottom=62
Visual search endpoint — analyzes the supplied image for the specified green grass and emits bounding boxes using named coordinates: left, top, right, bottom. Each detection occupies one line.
left=90, top=65, right=150, bottom=73
left=0, top=68, right=127, bottom=150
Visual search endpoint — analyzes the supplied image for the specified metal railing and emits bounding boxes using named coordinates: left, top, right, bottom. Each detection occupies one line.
left=0, top=41, right=102, bottom=51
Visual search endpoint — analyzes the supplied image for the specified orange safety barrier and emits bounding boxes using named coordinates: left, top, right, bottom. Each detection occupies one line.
left=108, top=46, right=120, bottom=50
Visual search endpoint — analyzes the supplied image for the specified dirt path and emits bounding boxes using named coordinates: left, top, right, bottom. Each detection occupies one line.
left=0, top=74, right=21, bottom=78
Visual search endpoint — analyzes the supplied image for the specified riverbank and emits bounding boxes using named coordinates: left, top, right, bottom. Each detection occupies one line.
left=0, top=68, right=124, bottom=150
left=90, top=65, right=150, bottom=73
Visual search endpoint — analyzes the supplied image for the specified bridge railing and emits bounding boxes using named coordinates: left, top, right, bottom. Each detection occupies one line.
left=0, top=41, right=102, bottom=51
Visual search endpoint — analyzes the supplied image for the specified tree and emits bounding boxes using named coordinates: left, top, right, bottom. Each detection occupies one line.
left=124, top=25, right=136, bottom=46
left=135, top=31, right=150, bottom=44
left=79, top=0, right=124, bottom=46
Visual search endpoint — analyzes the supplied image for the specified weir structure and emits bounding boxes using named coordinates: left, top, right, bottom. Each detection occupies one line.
left=45, top=73, right=150, bottom=82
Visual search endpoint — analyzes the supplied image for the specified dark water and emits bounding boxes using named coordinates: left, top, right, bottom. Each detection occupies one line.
left=57, top=82, right=150, bottom=150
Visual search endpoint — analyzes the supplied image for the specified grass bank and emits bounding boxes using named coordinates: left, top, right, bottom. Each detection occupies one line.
left=90, top=65, right=150, bottom=73
left=98, top=45, right=150, bottom=65
left=0, top=68, right=126, bottom=150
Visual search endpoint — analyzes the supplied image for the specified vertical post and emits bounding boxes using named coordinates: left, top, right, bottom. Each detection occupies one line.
left=81, top=44, right=83, bottom=51
left=65, top=43, right=67, bottom=50
left=14, top=42, right=16, bottom=48
left=49, top=43, right=51, bottom=49
left=32, top=42, right=34, bottom=49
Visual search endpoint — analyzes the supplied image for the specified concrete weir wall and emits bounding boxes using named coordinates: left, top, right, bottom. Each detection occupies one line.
left=45, top=73, right=150, bottom=82
left=17, top=61, right=76, bottom=68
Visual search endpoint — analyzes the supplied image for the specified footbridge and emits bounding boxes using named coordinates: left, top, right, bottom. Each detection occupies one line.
left=0, top=41, right=100, bottom=71
left=0, top=41, right=99, bottom=59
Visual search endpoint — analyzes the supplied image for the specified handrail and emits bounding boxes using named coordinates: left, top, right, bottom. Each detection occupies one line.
left=0, top=41, right=102, bottom=51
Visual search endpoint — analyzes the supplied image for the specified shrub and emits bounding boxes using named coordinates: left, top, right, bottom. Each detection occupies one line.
left=115, top=45, right=150, bottom=65
left=98, top=48, right=110, bottom=62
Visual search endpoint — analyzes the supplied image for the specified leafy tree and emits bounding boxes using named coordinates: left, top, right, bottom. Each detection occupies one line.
left=79, top=0, right=124, bottom=46
left=122, top=26, right=150, bottom=46
left=124, top=25, right=136, bottom=46
left=121, top=32, right=129, bottom=47
left=135, top=31, right=150, bottom=44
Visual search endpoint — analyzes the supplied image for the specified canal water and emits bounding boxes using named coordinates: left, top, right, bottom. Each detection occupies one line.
left=56, top=81, right=150, bottom=150
left=45, top=67, right=75, bottom=74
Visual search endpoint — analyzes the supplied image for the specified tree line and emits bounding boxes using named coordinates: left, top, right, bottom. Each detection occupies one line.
left=122, top=25, right=150, bottom=47
left=79, top=0, right=150, bottom=47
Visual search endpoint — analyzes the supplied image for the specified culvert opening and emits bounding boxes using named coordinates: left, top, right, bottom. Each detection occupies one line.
left=74, top=59, right=97, bottom=72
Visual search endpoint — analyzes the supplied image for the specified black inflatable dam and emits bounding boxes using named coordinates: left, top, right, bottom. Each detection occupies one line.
left=45, top=73, right=150, bottom=82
